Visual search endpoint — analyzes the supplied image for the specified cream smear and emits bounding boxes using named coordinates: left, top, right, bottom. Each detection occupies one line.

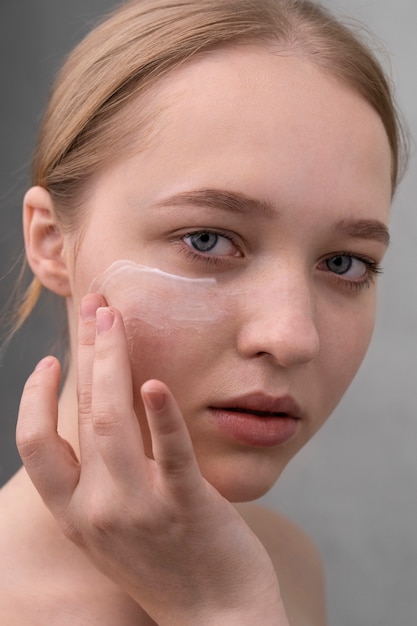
left=89, top=260, right=231, bottom=330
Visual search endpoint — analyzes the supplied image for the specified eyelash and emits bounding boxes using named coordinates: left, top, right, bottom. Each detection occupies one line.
left=321, top=252, right=383, bottom=292
left=177, top=230, right=383, bottom=291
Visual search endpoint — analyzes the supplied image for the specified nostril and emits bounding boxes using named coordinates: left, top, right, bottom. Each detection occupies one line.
left=237, top=322, right=320, bottom=367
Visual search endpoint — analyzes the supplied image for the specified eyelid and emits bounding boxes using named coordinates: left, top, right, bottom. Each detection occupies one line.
left=320, top=250, right=381, bottom=269
left=318, top=251, right=383, bottom=291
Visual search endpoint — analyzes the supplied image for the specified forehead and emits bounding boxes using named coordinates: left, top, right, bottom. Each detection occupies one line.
left=93, top=45, right=392, bottom=225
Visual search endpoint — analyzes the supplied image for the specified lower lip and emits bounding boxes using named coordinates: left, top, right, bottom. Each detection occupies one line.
left=209, top=408, right=300, bottom=447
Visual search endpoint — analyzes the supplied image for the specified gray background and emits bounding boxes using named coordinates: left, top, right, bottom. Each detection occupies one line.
left=0, top=1, right=416, bottom=624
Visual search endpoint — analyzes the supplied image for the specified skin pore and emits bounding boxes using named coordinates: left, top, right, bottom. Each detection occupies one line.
left=0, top=44, right=392, bottom=625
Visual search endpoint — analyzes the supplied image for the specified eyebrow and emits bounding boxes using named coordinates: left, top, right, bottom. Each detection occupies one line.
left=153, top=187, right=390, bottom=246
left=153, top=188, right=276, bottom=217
left=336, top=219, right=390, bottom=247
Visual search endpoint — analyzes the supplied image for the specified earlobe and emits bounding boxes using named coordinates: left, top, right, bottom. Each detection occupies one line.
left=23, top=186, right=72, bottom=297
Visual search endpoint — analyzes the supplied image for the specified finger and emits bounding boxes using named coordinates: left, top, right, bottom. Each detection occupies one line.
left=16, top=356, right=80, bottom=513
left=89, top=306, right=146, bottom=483
left=141, top=380, right=202, bottom=495
left=77, top=292, right=107, bottom=466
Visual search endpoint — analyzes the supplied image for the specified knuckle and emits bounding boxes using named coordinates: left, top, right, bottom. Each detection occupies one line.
left=77, top=384, right=93, bottom=419
left=58, top=510, right=83, bottom=544
left=91, top=411, right=119, bottom=437
left=78, top=331, right=96, bottom=348
left=86, top=495, right=117, bottom=534
left=87, top=509, right=111, bottom=534
left=16, top=427, right=45, bottom=463
left=58, top=499, right=115, bottom=544
left=160, top=453, right=194, bottom=477
left=91, top=398, right=121, bottom=437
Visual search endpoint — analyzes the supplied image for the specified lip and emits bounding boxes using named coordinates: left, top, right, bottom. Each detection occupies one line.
left=208, top=392, right=303, bottom=447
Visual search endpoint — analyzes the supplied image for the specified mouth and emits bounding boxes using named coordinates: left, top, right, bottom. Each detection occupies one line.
left=208, top=393, right=302, bottom=447
left=217, top=407, right=292, bottom=418
left=210, top=392, right=303, bottom=418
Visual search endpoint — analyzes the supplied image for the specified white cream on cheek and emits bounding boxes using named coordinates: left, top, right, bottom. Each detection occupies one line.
left=89, top=260, right=233, bottom=333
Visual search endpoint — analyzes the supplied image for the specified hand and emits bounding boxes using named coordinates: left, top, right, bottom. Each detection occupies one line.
left=16, top=293, right=289, bottom=626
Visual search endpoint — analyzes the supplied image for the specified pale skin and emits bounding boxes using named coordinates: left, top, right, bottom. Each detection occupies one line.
left=0, top=45, right=392, bottom=625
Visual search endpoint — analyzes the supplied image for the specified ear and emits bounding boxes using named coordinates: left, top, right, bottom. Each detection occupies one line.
left=23, top=186, right=72, bottom=297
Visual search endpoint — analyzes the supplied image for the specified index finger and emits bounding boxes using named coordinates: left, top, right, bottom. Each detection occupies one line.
left=77, top=292, right=107, bottom=467
left=141, top=380, right=203, bottom=498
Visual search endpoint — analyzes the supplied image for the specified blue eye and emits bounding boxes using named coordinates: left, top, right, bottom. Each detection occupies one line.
left=186, top=232, right=219, bottom=252
left=325, top=255, right=366, bottom=279
left=183, top=231, right=239, bottom=256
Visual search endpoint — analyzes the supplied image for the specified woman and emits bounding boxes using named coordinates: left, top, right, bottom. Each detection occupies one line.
left=0, top=0, right=406, bottom=623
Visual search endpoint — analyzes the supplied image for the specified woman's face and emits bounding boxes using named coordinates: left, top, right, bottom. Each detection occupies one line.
left=67, top=46, right=392, bottom=501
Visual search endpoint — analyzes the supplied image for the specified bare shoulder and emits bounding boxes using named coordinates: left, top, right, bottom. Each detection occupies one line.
left=235, top=502, right=327, bottom=626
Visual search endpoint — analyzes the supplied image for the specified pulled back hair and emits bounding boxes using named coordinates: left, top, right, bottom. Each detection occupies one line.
left=11, top=0, right=408, bottom=334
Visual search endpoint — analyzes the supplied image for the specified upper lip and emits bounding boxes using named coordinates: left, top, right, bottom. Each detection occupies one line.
left=210, top=392, right=303, bottom=419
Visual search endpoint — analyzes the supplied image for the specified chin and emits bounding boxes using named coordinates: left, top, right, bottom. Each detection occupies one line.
left=197, top=450, right=288, bottom=503
left=219, top=481, right=277, bottom=503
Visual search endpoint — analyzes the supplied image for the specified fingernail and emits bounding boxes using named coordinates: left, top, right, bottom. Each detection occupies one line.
left=35, top=356, right=55, bottom=371
left=80, top=294, right=100, bottom=322
left=144, top=389, right=165, bottom=411
left=96, top=307, right=115, bottom=335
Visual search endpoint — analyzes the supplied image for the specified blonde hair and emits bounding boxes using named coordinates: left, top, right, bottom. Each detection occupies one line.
left=10, top=0, right=408, bottom=335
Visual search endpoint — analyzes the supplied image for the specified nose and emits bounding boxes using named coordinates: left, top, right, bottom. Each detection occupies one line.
left=236, top=270, right=320, bottom=368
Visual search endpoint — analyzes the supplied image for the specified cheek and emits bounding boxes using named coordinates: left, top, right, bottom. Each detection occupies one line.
left=89, top=260, right=238, bottom=455
left=320, top=300, right=376, bottom=415
left=90, top=260, right=234, bottom=390
left=124, top=318, right=212, bottom=388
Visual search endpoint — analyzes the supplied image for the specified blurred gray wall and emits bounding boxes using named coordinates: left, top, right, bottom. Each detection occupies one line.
left=1, top=1, right=416, bottom=624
